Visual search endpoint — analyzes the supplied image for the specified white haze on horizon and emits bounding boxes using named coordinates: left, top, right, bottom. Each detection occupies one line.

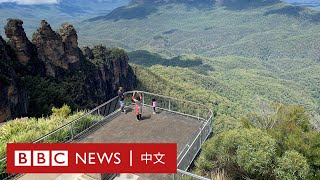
left=0, top=0, right=117, bottom=4
left=0, top=0, right=61, bottom=5
left=0, top=0, right=319, bottom=8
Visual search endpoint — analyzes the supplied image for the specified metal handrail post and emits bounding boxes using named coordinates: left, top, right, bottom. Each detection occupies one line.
left=199, top=128, right=202, bottom=145
left=70, top=123, right=74, bottom=140
left=198, top=105, right=200, bottom=120
left=142, top=93, right=145, bottom=105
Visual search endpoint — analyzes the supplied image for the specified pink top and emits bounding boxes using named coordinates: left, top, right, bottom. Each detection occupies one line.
left=152, top=101, right=157, bottom=107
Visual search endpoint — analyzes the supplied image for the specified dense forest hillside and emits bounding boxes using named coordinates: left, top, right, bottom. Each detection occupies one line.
left=1, top=0, right=319, bottom=37
left=0, top=19, right=136, bottom=122
left=77, top=0, right=320, bottom=116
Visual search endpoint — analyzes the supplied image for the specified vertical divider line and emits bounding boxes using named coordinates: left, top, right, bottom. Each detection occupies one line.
left=130, top=150, right=133, bottom=167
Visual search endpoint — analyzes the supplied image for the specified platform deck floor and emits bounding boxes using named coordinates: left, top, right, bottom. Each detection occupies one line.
left=17, top=106, right=203, bottom=180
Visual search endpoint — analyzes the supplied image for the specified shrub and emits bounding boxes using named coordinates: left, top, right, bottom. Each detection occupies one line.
left=51, top=104, right=71, bottom=118
left=196, top=128, right=276, bottom=179
left=0, top=109, right=102, bottom=175
left=211, top=169, right=228, bottom=180
left=212, top=114, right=241, bottom=135
left=242, top=103, right=320, bottom=178
left=275, top=150, right=309, bottom=180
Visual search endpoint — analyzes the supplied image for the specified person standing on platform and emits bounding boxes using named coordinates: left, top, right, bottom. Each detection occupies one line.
left=132, top=92, right=143, bottom=121
left=152, top=98, right=157, bottom=114
left=118, top=87, right=126, bottom=113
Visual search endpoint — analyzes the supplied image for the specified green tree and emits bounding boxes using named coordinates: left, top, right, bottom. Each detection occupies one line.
left=242, top=103, right=320, bottom=179
left=196, top=128, right=276, bottom=179
left=275, top=150, right=309, bottom=180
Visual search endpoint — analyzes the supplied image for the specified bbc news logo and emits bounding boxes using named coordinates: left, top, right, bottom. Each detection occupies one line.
left=7, top=143, right=177, bottom=173
left=14, top=150, right=68, bottom=167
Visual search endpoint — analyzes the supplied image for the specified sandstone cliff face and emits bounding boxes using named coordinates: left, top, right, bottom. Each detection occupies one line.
left=0, top=36, right=28, bottom=122
left=32, top=20, right=68, bottom=77
left=0, top=36, right=12, bottom=122
left=4, top=19, right=34, bottom=65
left=82, top=46, right=94, bottom=60
left=31, top=20, right=82, bottom=77
left=0, top=36, right=11, bottom=62
left=73, top=45, right=135, bottom=108
left=0, top=19, right=136, bottom=122
left=59, top=23, right=82, bottom=70
left=90, top=45, right=133, bottom=92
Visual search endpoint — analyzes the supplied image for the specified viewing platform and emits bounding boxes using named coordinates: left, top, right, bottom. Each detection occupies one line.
left=1, top=91, right=212, bottom=180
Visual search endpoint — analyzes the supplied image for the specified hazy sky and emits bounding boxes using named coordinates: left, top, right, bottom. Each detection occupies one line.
left=0, top=0, right=60, bottom=4
left=0, top=0, right=319, bottom=7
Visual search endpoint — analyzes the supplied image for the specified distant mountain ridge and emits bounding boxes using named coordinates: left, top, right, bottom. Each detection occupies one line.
left=283, top=0, right=320, bottom=9
left=0, top=0, right=130, bottom=14
left=131, top=0, right=281, bottom=6
left=0, top=0, right=318, bottom=37
left=87, top=0, right=282, bottom=22
left=0, top=0, right=129, bottom=37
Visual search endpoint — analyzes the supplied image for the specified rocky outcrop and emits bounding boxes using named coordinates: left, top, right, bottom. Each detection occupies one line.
left=59, top=23, right=82, bottom=70
left=0, top=36, right=28, bottom=122
left=0, top=36, right=11, bottom=62
left=91, top=45, right=133, bottom=91
left=82, top=46, right=94, bottom=60
left=0, top=19, right=136, bottom=122
left=32, top=20, right=67, bottom=77
left=32, top=21, right=82, bottom=77
left=0, top=36, right=12, bottom=122
left=71, top=45, right=135, bottom=108
left=4, top=19, right=34, bottom=65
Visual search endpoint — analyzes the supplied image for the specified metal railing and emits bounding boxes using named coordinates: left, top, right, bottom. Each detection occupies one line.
left=0, top=94, right=122, bottom=180
left=175, top=169, right=211, bottom=180
left=128, top=91, right=213, bottom=180
left=0, top=91, right=213, bottom=180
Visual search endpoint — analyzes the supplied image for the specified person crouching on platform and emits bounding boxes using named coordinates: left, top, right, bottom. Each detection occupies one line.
left=132, top=92, right=143, bottom=121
